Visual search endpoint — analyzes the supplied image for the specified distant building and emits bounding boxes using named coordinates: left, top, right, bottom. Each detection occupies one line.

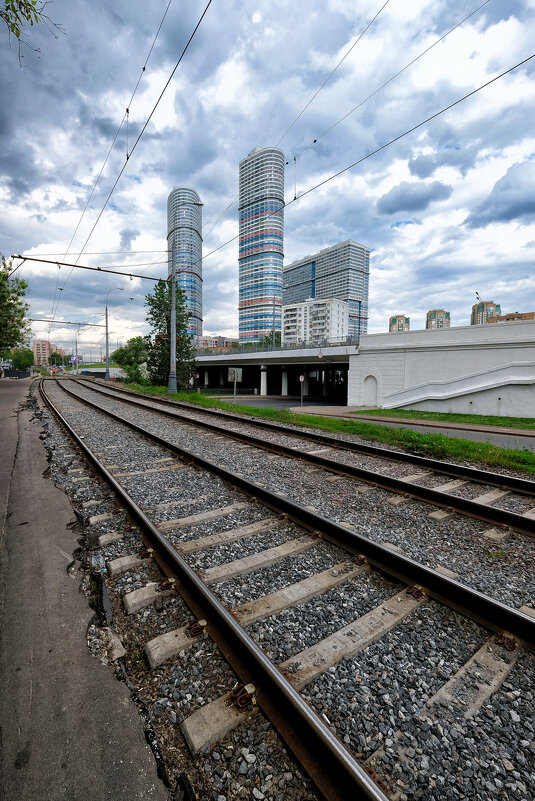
left=389, top=315, right=410, bottom=333
left=32, top=340, right=58, bottom=365
left=167, top=186, right=203, bottom=337
left=195, top=335, right=239, bottom=350
left=426, top=309, right=450, bottom=329
left=471, top=300, right=501, bottom=325
left=283, top=240, right=369, bottom=339
left=238, top=146, right=285, bottom=342
left=282, top=298, right=349, bottom=345
left=487, top=311, right=535, bottom=324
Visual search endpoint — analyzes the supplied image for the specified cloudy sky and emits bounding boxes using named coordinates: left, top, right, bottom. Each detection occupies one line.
left=1, top=0, right=534, bottom=357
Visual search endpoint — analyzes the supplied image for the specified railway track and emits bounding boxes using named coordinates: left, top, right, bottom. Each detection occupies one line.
left=66, top=377, right=535, bottom=611
left=38, top=378, right=535, bottom=801
left=72, top=377, right=535, bottom=535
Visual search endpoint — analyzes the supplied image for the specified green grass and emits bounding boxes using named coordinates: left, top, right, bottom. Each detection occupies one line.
left=354, top=408, right=535, bottom=430
left=121, top=383, right=535, bottom=475
left=64, top=362, right=120, bottom=371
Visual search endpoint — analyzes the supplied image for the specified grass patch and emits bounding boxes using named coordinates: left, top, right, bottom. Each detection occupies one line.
left=354, top=408, right=535, bottom=430
left=120, top=382, right=535, bottom=475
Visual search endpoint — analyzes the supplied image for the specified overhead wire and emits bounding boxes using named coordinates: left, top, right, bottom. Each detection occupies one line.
left=276, top=0, right=391, bottom=147
left=49, top=0, right=175, bottom=321
left=292, top=0, right=491, bottom=160
left=188, top=53, right=535, bottom=267
left=72, top=0, right=214, bottom=265
left=199, top=0, right=390, bottom=239
left=196, top=0, right=488, bottom=246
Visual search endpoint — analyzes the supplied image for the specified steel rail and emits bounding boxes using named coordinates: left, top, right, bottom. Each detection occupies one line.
left=52, top=378, right=535, bottom=650
left=71, top=378, right=535, bottom=537
left=39, top=378, right=389, bottom=801
left=77, top=377, right=535, bottom=496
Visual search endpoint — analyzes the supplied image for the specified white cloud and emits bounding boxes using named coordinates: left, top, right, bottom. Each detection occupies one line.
left=1, top=0, right=534, bottom=351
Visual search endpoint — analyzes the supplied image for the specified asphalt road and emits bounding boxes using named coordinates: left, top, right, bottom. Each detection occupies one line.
left=0, top=378, right=168, bottom=801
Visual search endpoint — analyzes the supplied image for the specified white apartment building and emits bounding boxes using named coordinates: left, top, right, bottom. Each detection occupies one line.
left=282, top=298, right=349, bottom=345
left=283, top=240, right=369, bottom=338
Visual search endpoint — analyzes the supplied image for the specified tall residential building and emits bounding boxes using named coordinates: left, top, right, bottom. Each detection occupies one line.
left=389, top=315, right=410, bottom=333
left=238, top=146, right=284, bottom=342
left=32, top=340, right=58, bottom=365
left=167, top=186, right=203, bottom=337
left=426, top=309, right=450, bottom=329
left=283, top=240, right=369, bottom=338
left=282, top=298, right=349, bottom=345
left=471, top=300, right=500, bottom=325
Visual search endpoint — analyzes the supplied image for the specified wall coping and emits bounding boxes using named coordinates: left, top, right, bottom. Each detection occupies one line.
left=360, top=320, right=535, bottom=353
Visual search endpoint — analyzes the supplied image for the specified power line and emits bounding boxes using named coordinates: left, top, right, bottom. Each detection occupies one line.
left=49, top=0, right=175, bottom=321
left=14, top=256, right=164, bottom=281
left=276, top=0, right=391, bottom=147
left=195, top=53, right=534, bottom=265
left=24, top=250, right=170, bottom=256
left=74, top=0, right=214, bottom=264
left=291, top=0, right=491, bottom=160
left=29, top=318, right=106, bottom=327
left=202, top=0, right=391, bottom=235
left=290, top=53, right=534, bottom=203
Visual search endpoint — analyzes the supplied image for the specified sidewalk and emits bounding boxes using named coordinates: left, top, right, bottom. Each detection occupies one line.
left=0, top=379, right=168, bottom=801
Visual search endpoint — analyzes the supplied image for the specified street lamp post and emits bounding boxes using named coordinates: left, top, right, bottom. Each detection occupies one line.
left=105, top=287, right=123, bottom=381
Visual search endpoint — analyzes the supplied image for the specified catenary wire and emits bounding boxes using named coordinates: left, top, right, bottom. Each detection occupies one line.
left=276, top=0, right=390, bottom=147
left=201, top=0, right=390, bottom=237
left=292, top=0, right=491, bottom=160
left=200, top=0, right=487, bottom=240
left=192, top=54, right=535, bottom=267
left=71, top=0, right=214, bottom=265
left=49, top=0, right=175, bottom=321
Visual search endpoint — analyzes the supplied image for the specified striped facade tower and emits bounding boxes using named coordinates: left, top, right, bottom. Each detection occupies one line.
left=167, top=186, right=203, bottom=337
left=238, top=146, right=284, bottom=342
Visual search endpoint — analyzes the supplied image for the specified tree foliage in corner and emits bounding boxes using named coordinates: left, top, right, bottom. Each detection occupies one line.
left=145, top=280, right=196, bottom=388
left=1, top=0, right=65, bottom=60
left=111, top=336, right=148, bottom=384
left=0, top=255, right=30, bottom=356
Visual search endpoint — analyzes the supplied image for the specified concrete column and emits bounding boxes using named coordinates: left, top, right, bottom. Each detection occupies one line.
left=219, top=368, right=225, bottom=387
left=281, top=370, right=288, bottom=396
left=303, top=371, right=309, bottom=396
left=260, top=365, right=268, bottom=396
left=204, top=371, right=209, bottom=388
left=322, top=370, right=328, bottom=396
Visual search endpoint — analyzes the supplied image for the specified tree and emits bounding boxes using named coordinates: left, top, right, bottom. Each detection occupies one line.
left=1, top=1, right=65, bottom=61
left=145, top=280, right=196, bottom=388
left=258, top=331, right=281, bottom=348
left=111, top=336, right=148, bottom=384
left=10, top=346, right=33, bottom=370
left=0, top=255, right=30, bottom=356
left=49, top=350, right=71, bottom=366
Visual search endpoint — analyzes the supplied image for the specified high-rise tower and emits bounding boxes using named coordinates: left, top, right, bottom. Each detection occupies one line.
left=283, top=240, right=370, bottom=338
left=167, top=186, right=203, bottom=337
left=238, top=147, right=284, bottom=342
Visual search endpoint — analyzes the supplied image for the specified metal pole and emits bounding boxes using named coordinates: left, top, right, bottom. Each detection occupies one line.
left=105, top=302, right=110, bottom=381
left=168, top=231, right=177, bottom=394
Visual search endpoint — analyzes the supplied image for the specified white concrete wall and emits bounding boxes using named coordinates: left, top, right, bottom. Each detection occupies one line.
left=347, top=321, right=535, bottom=417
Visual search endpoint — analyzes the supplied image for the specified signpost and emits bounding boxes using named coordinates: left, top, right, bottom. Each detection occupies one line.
left=228, top=367, right=243, bottom=400
left=299, top=374, right=304, bottom=406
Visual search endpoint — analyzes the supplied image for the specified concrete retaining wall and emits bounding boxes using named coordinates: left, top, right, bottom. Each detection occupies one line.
left=347, top=321, right=535, bottom=417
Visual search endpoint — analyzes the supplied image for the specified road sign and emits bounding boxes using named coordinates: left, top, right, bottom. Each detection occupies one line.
left=299, top=374, right=304, bottom=382
left=228, top=367, right=243, bottom=382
